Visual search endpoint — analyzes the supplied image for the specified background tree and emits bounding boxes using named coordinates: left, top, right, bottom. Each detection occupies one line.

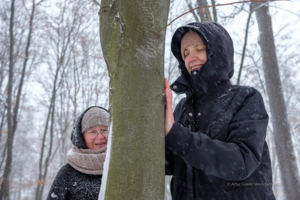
left=253, top=2, right=300, bottom=199
left=1, top=0, right=16, bottom=198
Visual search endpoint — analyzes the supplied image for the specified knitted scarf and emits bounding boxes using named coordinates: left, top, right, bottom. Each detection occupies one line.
left=67, top=145, right=106, bottom=175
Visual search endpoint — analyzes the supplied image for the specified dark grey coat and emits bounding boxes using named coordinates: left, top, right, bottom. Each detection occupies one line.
left=47, top=106, right=108, bottom=200
left=165, top=22, right=275, bottom=200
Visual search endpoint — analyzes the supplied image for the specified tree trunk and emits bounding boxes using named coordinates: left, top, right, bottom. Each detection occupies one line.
left=186, top=0, right=199, bottom=22
left=210, top=0, right=217, bottom=23
left=2, top=0, right=15, bottom=199
left=237, top=4, right=252, bottom=85
left=99, top=0, right=170, bottom=199
left=35, top=65, right=59, bottom=200
left=196, top=0, right=211, bottom=22
left=12, top=0, right=36, bottom=135
left=253, top=2, right=300, bottom=199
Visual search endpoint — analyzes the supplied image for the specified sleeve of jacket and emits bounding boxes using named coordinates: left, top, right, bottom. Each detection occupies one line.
left=165, top=89, right=268, bottom=181
left=47, top=165, right=70, bottom=200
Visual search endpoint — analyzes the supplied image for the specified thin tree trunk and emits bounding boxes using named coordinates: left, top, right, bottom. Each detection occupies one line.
left=0, top=107, right=6, bottom=144
left=0, top=147, right=7, bottom=172
left=237, top=6, right=252, bottom=85
left=2, top=0, right=15, bottom=199
left=35, top=99, right=52, bottom=200
left=253, top=2, right=300, bottom=199
left=12, top=0, right=36, bottom=135
left=186, top=0, right=199, bottom=22
left=35, top=65, right=60, bottom=200
left=196, top=0, right=211, bottom=22
left=210, top=0, right=217, bottom=23
left=38, top=100, right=55, bottom=200
left=99, top=0, right=170, bottom=199
left=2, top=1, right=37, bottom=198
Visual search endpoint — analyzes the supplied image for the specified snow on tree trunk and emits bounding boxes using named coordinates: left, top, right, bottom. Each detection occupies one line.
left=253, top=2, right=300, bottom=199
left=99, top=1, right=170, bottom=199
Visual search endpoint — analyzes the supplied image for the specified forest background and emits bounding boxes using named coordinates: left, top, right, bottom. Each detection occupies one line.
left=0, top=0, right=300, bottom=199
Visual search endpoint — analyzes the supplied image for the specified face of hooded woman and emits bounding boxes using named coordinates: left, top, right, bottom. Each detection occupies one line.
left=181, top=31, right=207, bottom=74
left=83, top=125, right=108, bottom=150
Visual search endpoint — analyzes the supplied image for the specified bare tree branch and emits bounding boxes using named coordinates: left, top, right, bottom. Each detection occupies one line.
left=92, top=0, right=100, bottom=6
left=185, top=0, right=199, bottom=22
left=157, top=0, right=290, bottom=36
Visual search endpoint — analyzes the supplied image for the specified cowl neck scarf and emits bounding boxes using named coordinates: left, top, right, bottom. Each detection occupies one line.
left=67, top=145, right=106, bottom=175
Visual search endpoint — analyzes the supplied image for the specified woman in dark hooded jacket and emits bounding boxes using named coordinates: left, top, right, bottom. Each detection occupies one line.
left=47, top=106, right=109, bottom=200
left=164, top=22, right=275, bottom=200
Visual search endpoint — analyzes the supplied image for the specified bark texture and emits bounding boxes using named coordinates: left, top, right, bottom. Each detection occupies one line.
left=253, top=3, right=300, bottom=200
left=237, top=4, right=253, bottom=85
left=196, top=0, right=211, bottom=22
left=2, top=0, right=15, bottom=199
left=99, top=0, right=170, bottom=199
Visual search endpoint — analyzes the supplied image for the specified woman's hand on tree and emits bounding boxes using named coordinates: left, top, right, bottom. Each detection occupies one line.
left=165, top=78, right=175, bottom=136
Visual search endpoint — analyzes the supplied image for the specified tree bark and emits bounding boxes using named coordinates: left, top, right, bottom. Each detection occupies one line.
left=237, top=5, right=252, bottom=85
left=2, top=0, right=15, bottom=199
left=12, top=0, right=36, bottom=136
left=99, top=0, right=170, bottom=199
left=196, top=0, right=211, bottom=22
left=35, top=64, right=60, bottom=200
left=253, top=2, right=300, bottom=199
left=210, top=0, right=217, bottom=23
left=186, top=0, right=199, bottom=22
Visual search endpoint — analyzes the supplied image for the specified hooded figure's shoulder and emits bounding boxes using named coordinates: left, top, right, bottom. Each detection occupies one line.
left=230, top=85, right=262, bottom=98
left=226, top=85, right=266, bottom=111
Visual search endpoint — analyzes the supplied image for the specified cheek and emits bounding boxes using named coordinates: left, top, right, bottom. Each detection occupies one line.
left=184, top=60, right=190, bottom=71
left=84, top=137, right=94, bottom=147
left=202, top=52, right=208, bottom=62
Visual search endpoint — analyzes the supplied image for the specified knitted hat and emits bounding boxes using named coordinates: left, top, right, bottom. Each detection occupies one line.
left=81, top=107, right=109, bottom=133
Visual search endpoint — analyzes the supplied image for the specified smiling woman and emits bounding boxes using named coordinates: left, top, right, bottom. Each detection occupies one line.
left=181, top=31, right=207, bottom=74
left=164, top=22, right=275, bottom=200
left=47, top=106, right=110, bottom=200
left=83, top=125, right=108, bottom=149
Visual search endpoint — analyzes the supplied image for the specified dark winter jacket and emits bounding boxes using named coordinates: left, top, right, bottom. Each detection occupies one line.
left=47, top=164, right=102, bottom=200
left=165, top=22, right=275, bottom=200
left=47, top=106, right=108, bottom=200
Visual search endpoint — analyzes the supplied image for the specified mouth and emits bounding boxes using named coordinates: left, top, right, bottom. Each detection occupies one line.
left=95, top=142, right=106, bottom=147
left=190, top=65, right=202, bottom=71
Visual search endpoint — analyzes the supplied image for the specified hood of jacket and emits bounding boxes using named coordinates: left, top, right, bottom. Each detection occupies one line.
left=170, top=22, right=234, bottom=97
left=71, top=106, right=109, bottom=149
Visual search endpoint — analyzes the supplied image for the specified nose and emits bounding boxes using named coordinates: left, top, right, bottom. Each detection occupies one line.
left=96, top=132, right=105, bottom=139
left=187, top=52, right=197, bottom=63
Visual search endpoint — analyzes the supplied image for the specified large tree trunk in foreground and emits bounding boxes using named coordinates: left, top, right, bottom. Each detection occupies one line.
left=253, top=2, right=300, bottom=200
left=99, top=0, right=169, bottom=199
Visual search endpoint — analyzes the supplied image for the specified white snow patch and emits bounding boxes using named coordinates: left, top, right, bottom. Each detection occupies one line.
left=135, top=38, right=162, bottom=64
left=67, top=148, right=75, bottom=156
left=51, top=192, right=58, bottom=198
left=98, top=120, right=113, bottom=200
